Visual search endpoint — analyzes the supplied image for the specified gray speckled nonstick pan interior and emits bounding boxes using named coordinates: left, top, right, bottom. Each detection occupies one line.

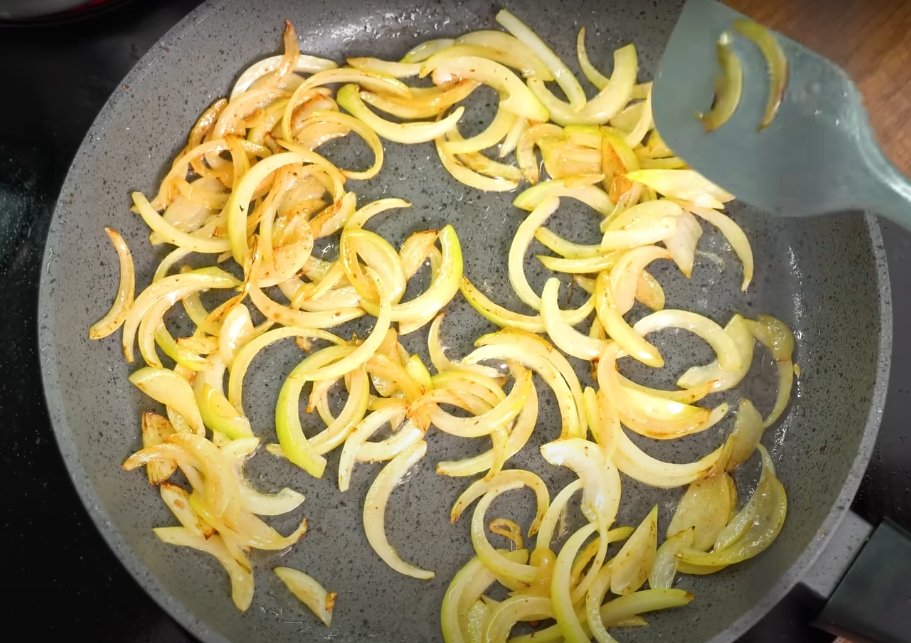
left=38, top=0, right=892, bottom=641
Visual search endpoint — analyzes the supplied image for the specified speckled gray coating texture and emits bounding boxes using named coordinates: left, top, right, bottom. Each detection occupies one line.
left=38, top=1, right=891, bottom=642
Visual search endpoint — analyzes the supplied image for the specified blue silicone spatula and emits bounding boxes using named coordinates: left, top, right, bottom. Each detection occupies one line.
left=651, top=0, right=911, bottom=225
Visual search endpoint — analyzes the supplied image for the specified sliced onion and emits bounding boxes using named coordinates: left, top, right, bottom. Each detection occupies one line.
left=338, top=402, right=407, bottom=491
left=361, top=80, right=478, bottom=120
left=363, top=439, right=434, bottom=579
left=667, top=473, right=736, bottom=552
left=89, top=228, right=135, bottom=340
left=436, top=384, right=538, bottom=478
left=610, top=506, right=658, bottom=595
left=454, top=30, right=554, bottom=79
left=609, top=246, right=671, bottom=315
left=541, top=278, right=608, bottom=361
left=274, top=567, right=336, bottom=626
left=649, top=527, right=694, bottom=590
left=678, top=313, right=754, bottom=393
left=436, top=133, right=520, bottom=192
left=463, top=275, right=595, bottom=334
left=444, top=107, right=517, bottom=155
left=495, top=9, right=586, bottom=110
left=468, top=330, right=585, bottom=439
left=160, top=483, right=212, bottom=538
left=470, top=481, right=541, bottom=584
left=508, top=197, right=560, bottom=309
left=733, top=20, right=788, bottom=129
left=440, top=550, right=530, bottom=643
left=634, top=309, right=743, bottom=372
left=401, top=38, right=455, bottom=63
left=576, top=26, right=610, bottom=89
left=595, top=275, right=662, bottom=368
left=514, top=178, right=613, bottom=216
left=337, top=84, right=465, bottom=144
left=424, top=55, right=549, bottom=122
left=133, top=191, right=230, bottom=254
left=231, top=53, right=337, bottom=99
left=526, top=44, right=637, bottom=126
left=541, top=438, right=621, bottom=537
left=599, top=588, right=693, bottom=625
left=552, top=521, right=599, bottom=642
left=678, top=446, right=787, bottom=568
left=141, top=414, right=177, bottom=485
left=154, top=527, right=254, bottom=611
left=701, top=34, right=744, bottom=132
left=129, top=367, right=205, bottom=435
left=450, top=469, right=549, bottom=536
left=484, top=595, right=554, bottom=642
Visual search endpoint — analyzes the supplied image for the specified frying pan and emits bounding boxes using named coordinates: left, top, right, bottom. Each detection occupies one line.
left=37, top=0, right=892, bottom=641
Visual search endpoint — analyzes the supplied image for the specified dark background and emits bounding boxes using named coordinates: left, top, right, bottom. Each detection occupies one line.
left=0, top=1, right=908, bottom=640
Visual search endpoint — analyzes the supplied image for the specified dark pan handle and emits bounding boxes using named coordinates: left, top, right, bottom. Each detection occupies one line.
left=800, top=511, right=911, bottom=643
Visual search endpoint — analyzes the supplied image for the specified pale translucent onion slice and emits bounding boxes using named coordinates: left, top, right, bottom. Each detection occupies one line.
left=627, top=169, right=733, bottom=209
left=436, top=134, right=520, bottom=192
left=470, top=481, right=541, bottom=584
left=586, top=564, right=619, bottom=643
left=274, top=567, right=337, bottom=626
left=495, top=9, right=586, bottom=110
left=514, top=177, right=613, bottom=216
left=468, top=330, right=585, bottom=439
left=598, top=588, right=693, bottom=626
left=231, top=53, right=338, bottom=99
left=129, top=367, right=205, bottom=435
left=595, top=274, right=663, bottom=368
left=338, top=402, right=407, bottom=491
left=461, top=276, right=593, bottom=333
left=89, top=227, right=135, bottom=340
left=541, top=438, right=621, bottom=537
left=509, top=197, right=560, bottom=309
left=680, top=201, right=753, bottom=291
left=450, top=469, right=550, bottom=536
left=552, top=521, right=600, bottom=642
left=425, top=55, right=549, bottom=123
left=368, top=225, right=463, bottom=325
left=526, top=44, right=637, bottom=126
left=363, top=439, right=434, bottom=579
left=122, top=267, right=239, bottom=363
left=649, top=527, right=694, bottom=590
left=337, top=84, right=465, bottom=144
left=484, top=595, right=554, bottom=642
left=454, top=30, right=554, bottom=79
left=678, top=314, right=754, bottom=393
left=668, top=472, right=738, bottom=552
left=133, top=191, right=231, bottom=254
left=443, top=107, right=517, bottom=155
left=634, top=309, right=743, bottom=373
left=141, top=413, right=177, bottom=484
left=154, top=527, right=254, bottom=611
left=401, top=38, right=455, bottom=63
left=436, top=384, right=538, bottom=478
left=541, top=278, right=608, bottom=361
left=610, top=506, right=658, bottom=595
left=440, top=550, right=530, bottom=643
left=678, top=446, right=787, bottom=568
left=228, top=326, right=340, bottom=410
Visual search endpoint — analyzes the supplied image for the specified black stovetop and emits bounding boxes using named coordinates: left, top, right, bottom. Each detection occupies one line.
left=1, top=1, right=908, bottom=640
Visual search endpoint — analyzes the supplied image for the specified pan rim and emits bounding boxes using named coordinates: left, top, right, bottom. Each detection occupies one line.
left=36, top=1, right=894, bottom=641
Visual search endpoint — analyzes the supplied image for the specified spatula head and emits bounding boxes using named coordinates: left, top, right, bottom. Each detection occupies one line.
left=653, top=0, right=875, bottom=217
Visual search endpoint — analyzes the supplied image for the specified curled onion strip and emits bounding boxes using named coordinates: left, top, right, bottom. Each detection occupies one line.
left=90, top=228, right=135, bottom=340
left=363, top=439, right=434, bottom=579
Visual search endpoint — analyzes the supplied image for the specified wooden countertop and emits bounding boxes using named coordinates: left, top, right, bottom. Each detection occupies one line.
left=728, top=0, right=911, bottom=176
